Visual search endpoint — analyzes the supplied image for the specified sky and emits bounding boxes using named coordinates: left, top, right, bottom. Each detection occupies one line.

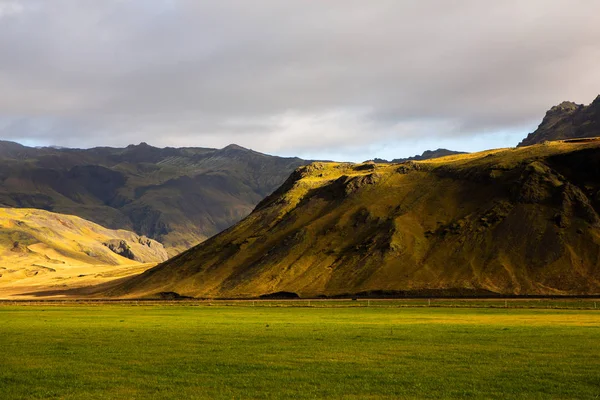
left=0, top=1, right=599, bottom=162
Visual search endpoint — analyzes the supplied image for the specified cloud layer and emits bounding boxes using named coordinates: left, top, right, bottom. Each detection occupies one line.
left=1, top=0, right=599, bottom=159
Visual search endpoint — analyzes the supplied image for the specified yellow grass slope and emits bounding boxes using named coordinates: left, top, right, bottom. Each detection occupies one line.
left=0, top=208, right=168, bottom=298
left=109, top=140, right=600, bottom=298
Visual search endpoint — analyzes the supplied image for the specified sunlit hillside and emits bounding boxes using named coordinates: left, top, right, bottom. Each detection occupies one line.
left=0, top=208, right=168, bottom=298
left=107, top=139, right=600, bottom=298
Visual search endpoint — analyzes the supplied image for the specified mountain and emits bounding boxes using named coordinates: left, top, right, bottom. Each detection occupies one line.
left=0, top=207, right=167, bottom=298
left=371, top=148, right=466, bottom=164
left=0, top=141, right=308, bottom=255
left=518, top=95, right=600, bottom=147
left=104, top=139, right=600, bottom=299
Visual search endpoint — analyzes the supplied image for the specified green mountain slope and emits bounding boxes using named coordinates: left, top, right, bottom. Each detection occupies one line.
left=518, top=95, right=600, bottom=146
left=0, top=142, right=307, bottom=255
left=106, top=140, right=600, bottom=298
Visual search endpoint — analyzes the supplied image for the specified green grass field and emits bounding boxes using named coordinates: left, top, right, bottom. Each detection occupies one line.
left=1, top=305, right=599, bottom=399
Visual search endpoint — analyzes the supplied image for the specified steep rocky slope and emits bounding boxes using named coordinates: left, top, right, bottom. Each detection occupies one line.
left=0, top=142, right=307, bottom=254
left=518, top=95, right=600, bottom=146
left=106, top=140, right=600, bottom=298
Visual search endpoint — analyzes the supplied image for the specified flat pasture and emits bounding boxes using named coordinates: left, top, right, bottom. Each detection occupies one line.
left=1, top=304, right=599, bottom=399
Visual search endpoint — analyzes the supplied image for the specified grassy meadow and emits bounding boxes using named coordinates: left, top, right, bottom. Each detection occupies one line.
left=1, top=304, right=599, bottom=399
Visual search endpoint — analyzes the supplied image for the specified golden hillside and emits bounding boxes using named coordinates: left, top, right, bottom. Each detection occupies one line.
left=0, top=208, right=168, bottom=298
left=107, top=140, right=600, bottom=299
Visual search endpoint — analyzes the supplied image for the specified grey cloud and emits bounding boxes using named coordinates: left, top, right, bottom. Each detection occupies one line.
left=0, top=0, right=599, bottom=157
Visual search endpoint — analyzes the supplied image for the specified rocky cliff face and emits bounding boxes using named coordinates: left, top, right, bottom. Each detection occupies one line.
left=518, top=96, right=600, bottom=147
left=103, top=236, right=168, bottom=263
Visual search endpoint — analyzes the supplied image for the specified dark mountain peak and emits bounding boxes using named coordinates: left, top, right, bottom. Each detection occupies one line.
left=0, top=140, right=43, bottom=159
left=222, top=144, right=249, bottom=152
left=549, top=101, right=580, bottom=112
left=420, top=148, right=459, bottom=158
left=390, top=148, right=465, bottom=163
left=120, top=142, right=173, bottom=163
left=126, top=142, right=155, bottom=149
left=518, top=96, right=600, bottom=147
left=544, top=101, right=582, bottom=118
left=366, top=149, right=465, bottom=164
left=0, top=139, right=26, bottom=146
left=0, top=140, right=27, bottom=151
left=371, top=158, right=390, bottom=163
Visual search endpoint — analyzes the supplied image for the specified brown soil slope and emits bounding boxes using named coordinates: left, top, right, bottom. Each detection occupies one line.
left=107, top=141, right=600, bottom=298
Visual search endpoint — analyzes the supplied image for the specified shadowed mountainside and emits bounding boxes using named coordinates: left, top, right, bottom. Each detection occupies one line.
left=105, top=140, right=600, bottom=298
left=0, top=141, right=308, bottom=255
left=518, top=95, right=600, bottom=147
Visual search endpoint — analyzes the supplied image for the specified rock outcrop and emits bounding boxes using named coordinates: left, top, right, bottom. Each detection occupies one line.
left=518, top=95, right=600, bottom=147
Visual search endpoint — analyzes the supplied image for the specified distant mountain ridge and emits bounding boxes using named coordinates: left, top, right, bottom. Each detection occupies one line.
left=518, top=95, right=600, bottom=147
left=371, top=148, right=466, bottom=163
left=0, top=141, right=308, bottom=254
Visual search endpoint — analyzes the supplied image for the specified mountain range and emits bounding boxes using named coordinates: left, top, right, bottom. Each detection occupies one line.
left=2, top=95, right=600, bottom=299
left=371, top=149, right=466, bottom=164
left=0, top=141, right=307, bottom=255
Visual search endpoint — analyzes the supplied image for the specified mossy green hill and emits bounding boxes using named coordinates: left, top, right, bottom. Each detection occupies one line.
left=106, top=140, right=600, bottom=298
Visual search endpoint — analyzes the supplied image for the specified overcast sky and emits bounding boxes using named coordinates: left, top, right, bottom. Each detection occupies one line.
left=1, top=0, right=599, bottom=161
